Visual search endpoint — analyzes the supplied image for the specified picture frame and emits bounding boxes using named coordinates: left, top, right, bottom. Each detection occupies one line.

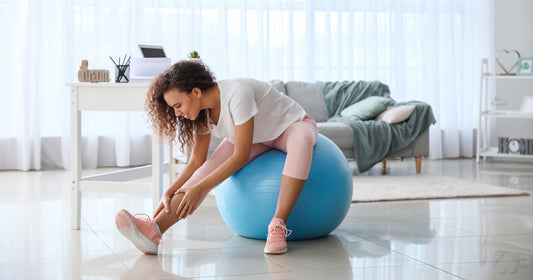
left=517, top=57, right=533, bottom=76
left=521, top=96, right=533, bottom=113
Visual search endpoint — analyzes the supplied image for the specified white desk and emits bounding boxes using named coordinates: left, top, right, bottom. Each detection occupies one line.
left=67, top=82, right=179, bottom=230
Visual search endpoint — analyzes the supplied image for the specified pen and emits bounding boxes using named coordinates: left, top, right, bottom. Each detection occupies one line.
left=109, top=56, right=118, bottom=67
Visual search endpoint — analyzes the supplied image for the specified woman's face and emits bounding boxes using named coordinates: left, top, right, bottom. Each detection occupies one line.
left=163, top=88, right=201, bottom=120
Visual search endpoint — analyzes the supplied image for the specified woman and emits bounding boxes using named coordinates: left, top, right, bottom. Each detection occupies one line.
left=115, top=61, right=318, bottom=255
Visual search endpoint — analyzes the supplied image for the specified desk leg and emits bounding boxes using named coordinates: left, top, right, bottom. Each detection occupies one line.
left=165, top=143, right=173, bottom=193
left=152, top=133, right=164, bottom=211
left=71, top=88, right=82, bottom=230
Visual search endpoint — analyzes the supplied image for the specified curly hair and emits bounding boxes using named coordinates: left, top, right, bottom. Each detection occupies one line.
left=145, top=60, right=216, bottom=152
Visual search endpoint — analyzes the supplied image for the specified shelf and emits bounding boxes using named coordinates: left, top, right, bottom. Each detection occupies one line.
left=479, top=147, right=533, bottom=159
left=479, top=169, right=533, bottom=176
left=476, top=59, right=533, bottom=163
left=482, top=73, right=533, bottom=79
left=481, top=110, right=533, bottom=119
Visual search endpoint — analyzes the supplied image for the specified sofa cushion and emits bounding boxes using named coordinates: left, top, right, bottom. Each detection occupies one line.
left=376, top=105, right=416, bottom=124
left=285, top=81, right=328, bottom=122
left=340, top=96, right=392, bottom=121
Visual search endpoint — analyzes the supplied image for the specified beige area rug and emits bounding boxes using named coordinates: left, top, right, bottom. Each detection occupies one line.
left=352, top=174, right=529, bottom=203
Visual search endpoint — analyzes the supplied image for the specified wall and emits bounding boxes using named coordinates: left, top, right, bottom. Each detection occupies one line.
left=492, top=0, right=533, bottom=143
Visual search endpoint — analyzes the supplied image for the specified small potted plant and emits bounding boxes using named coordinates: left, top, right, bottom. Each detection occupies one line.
left=188, top=51, right=202, bottom=63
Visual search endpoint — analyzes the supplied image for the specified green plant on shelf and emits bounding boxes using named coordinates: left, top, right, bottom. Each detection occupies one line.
left=188, top=51, right=201, bottom=59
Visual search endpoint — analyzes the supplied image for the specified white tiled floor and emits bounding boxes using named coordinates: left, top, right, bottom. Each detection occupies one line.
left=1, top=158, right=532, bottom=279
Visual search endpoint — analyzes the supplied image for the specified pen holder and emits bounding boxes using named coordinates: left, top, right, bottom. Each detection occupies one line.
left=115, top=64, right=130, bottom=83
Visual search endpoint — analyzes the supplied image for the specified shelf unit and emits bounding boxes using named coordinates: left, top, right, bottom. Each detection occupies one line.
left=476, top=59, right=533, bottom=162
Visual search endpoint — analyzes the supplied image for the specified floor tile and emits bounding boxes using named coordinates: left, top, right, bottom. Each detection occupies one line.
left=374, top=235, right=533, bottom=266
left=209, top=273, right=299, bottom=280
left=0, top=255, right=139, bottom=280
left=436, top=260, right=533, bottom=280
left=294, top=264, right=462, bottom=280
left=155, top=246, right=284, bottom=278
left=438, top=215, right=533, bottom=236
left=264, top=233, right=421, bottom=271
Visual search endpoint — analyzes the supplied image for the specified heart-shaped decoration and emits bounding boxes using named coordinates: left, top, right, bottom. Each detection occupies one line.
left=496, top=49, right=521, bottom=74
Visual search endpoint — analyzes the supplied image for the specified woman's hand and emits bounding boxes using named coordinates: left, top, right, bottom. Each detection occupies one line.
left=152, top=191, right=173, bottom=218
left=175, top=185, right=205, bottom=220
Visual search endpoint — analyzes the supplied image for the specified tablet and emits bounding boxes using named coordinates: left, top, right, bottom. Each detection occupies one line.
left=138, top=45, right=166, bottom=58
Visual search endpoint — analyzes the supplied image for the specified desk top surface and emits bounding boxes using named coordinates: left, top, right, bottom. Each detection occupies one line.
left=66, top=82, right=151, bottom=88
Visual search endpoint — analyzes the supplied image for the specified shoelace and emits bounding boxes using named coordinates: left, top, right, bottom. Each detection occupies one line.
left=134, top=213, right=154, bottom=224
left=134, top=214, right=163, bottom=243
left=267, top=223, right=292, bottom=241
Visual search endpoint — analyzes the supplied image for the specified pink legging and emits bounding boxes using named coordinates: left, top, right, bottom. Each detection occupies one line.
left=177, top=115, right=318, bottom=193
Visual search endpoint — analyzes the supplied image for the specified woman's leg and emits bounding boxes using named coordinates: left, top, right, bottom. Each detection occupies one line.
left=271, top=115, right=318, bottom=223
left=264, top=115, right=318, bottom=254
left=274, top=176, right=307, bottom=222
left=155, top=139, right=271, bottom=233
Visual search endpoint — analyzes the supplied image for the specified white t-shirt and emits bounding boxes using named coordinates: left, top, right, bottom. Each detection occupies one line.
left=206, top=78, right=306, bottom=143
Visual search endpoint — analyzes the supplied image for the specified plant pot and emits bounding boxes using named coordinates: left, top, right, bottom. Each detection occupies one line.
left=188, top=58, right=202, bottom=63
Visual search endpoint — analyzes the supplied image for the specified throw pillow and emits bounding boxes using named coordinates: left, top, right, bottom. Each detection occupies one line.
left=340, top=96, right=392, bottom=121
left=376, top=105, right=416, bottom=124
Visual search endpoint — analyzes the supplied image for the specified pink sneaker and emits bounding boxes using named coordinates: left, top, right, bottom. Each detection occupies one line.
left=264, top=217, right=292, bottom=255
left=115, top=209, right=162, bottom=254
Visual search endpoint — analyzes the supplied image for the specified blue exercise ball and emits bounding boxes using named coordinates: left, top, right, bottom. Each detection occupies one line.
left=216, top=134, right=353, bottom=240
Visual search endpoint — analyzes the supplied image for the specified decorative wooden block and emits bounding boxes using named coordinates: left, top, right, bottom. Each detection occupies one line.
left=78, top=60, right=110, bottom=83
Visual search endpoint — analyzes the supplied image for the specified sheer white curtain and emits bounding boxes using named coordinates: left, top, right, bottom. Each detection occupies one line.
left=0, top=0, right=493, bottom=170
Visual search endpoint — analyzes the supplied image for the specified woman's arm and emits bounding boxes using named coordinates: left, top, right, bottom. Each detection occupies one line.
left=196, top=117, right=254, bottom=190
left=166, top=132, right=211, bottom=194
left=175, top=117, right=254, bottom=218
left=152, top=132, right=211, bottom=218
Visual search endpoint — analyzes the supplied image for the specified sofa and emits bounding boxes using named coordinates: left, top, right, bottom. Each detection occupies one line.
left=203, top=80, right=435, bottom=174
